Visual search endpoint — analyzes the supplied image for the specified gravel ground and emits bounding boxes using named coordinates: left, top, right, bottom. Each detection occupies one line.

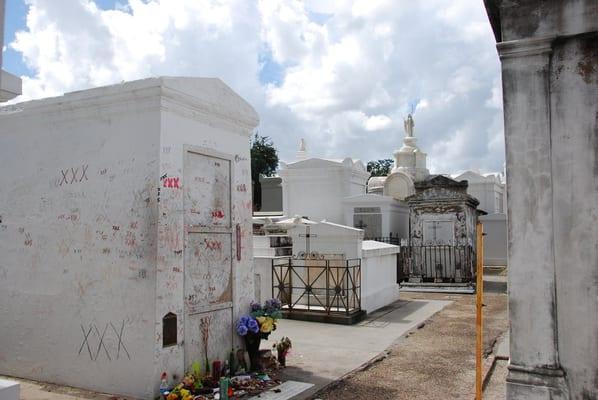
left=311, top=291, right=508, bottom=400
left=483, top=359, right=508, bottom=400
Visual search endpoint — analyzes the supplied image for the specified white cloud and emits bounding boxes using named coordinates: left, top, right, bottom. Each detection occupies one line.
left=363, top=114, right=391, bottom=131
left=8, top=0, right=504, bottom=173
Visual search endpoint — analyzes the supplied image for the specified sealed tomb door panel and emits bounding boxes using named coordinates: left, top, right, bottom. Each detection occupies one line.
left=183, top=148, right=234, bottom=368
left=184, top=308, right=233, bottom=370
left=184, top=232, right=232, bottom=312
left=184, top=150, right=231, bottom=228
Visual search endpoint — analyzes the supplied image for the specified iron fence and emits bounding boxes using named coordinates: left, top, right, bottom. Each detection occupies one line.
left=398, top=244, right=475, bottom=283
left=271, top=257, right=362, bottom=316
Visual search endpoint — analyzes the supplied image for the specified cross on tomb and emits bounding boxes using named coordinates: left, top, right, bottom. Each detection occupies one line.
left=430, top=222, right=440, bottom=241
left=355, top=220, right=368, bottom=230
left=298, top=225, right=317, bottom=256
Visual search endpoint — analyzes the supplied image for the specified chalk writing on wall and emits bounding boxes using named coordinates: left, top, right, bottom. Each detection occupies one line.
left=59, top=165, right=89, bottom=186
left=78, top=321, right=131, bottom=361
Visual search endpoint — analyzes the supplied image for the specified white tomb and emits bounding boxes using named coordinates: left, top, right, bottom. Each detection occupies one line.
left=0, top=379, right=19, bottom=400
left=284, top=220, right=400, bottom=313
left=0, top=77, right=258, bottom=398
left=452, top=170, right=506, bottom=214
left=279, top=143, right=370, bottom=224
left=342, top=194, right=409, bottom=240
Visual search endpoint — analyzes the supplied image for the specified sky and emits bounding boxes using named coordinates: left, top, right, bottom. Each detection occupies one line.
left=2, top=0, right=504, bottom=174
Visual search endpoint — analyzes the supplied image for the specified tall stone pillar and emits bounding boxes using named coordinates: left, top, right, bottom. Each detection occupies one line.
left=498, top=37, right=568, bottom=399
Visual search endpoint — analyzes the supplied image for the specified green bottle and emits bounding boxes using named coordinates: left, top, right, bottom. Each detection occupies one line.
left=219, top=377, right=229, bottom=400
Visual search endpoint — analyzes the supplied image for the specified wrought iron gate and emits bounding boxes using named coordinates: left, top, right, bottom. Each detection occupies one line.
left=398, top=244, right=475, bottom=283
left=271, top=257, right=364, bottom=324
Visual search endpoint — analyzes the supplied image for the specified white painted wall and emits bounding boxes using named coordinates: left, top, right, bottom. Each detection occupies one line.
left=0, top=77, right=258, bottom=398
left=479, top=213, right=507, bottom=266
left=453, top=171, right=505, bottom=214
left=361, top=241, right=400, bottom=313
left=342, top=194, right=409, bottom=239
left=288, top=221, right=363, bottom=259
left=254, top=256, right=278, bottom=304
left=0, top=82, right=160, bottom=398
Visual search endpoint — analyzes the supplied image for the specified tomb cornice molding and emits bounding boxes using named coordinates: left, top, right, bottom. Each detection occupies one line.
left=497, top=36, right=554, bottom=59
left=160, top=86, right=259, bottom=135
left=0, top=86, right=162, bottom=120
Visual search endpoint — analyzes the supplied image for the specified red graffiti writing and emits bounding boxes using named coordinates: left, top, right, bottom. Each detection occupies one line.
left=162, top=177, right=180, bottom=188
left=211, top=209, right=225, bottom=219
left=58, top=214, right=79, bottom=221
left=204, top=238, right=222, bottom=250
left=125, top=231, right=136, bottom=247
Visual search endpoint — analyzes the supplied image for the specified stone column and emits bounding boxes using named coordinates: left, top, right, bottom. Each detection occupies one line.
left=498, top=37, right=569, bottom=399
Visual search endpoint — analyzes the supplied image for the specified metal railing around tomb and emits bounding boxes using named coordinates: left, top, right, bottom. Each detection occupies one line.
left=397, top=244, right=475, bottom=283
left=271, top=257, right=362, bottom=316
left=364, top=236, right=401, bottom=245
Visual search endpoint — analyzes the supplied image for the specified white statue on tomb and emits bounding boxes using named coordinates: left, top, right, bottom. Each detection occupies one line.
left=296, top=138, right=308, bottom=161
left=404, top=114, right=415, bottom=137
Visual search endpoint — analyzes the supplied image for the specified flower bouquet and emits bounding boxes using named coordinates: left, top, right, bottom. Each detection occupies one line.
left=236, top=298, right=283, bottom=371
left=274, top=336, right=292, bottom=366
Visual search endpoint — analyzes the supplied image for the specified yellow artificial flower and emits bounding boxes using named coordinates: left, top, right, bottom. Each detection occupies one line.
left=179, top=389, right=190, bottom=398
left=259, top=316, right=274, bottom=333
left=166, top=393, right=179, bottom=400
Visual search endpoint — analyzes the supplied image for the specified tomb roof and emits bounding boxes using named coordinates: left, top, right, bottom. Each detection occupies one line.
left=0, top=76, right=259, bottom=134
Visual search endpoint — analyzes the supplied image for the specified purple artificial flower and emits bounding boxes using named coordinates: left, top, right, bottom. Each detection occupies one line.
left=250, top=302, right=262, bottom=312
left=247, top=318, right=259, bottom=334
left=271, top=298, right=282, bottom=309
left=236, top=324, right=248, bottom=336
left=239, top=316, right=250, bottom=325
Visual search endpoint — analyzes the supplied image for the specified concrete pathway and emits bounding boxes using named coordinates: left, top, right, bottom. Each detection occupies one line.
left=264, top=298, right=452, bottom=399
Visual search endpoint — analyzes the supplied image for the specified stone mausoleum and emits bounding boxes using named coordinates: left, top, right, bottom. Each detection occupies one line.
left=0, top=77, right=258, bottom=398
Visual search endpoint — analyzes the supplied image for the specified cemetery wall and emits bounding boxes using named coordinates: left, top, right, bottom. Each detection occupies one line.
left=361, top=241, right=400, bottom=313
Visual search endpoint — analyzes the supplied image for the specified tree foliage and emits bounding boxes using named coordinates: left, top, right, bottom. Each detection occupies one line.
left=250, top=133, right=279, bottom=210
left=367, top=159, right=393, bottom=177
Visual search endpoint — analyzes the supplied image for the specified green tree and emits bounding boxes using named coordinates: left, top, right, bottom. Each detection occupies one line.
left=367, top=159, right=393, bottom=177
left=250, top=133, right=279, bottom=211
